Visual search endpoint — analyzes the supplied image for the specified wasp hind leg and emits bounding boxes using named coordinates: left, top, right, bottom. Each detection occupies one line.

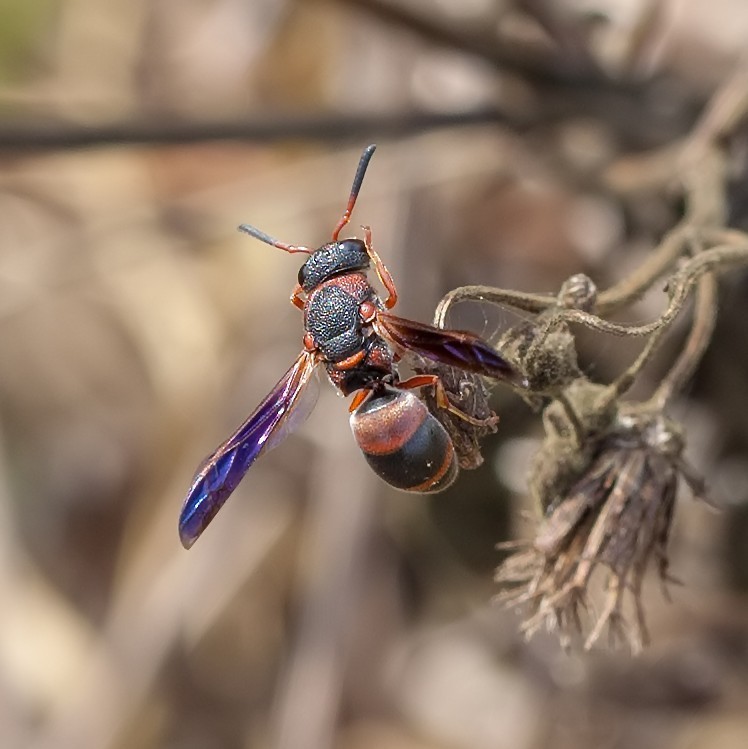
left=397, top=374, right=499, bottom=428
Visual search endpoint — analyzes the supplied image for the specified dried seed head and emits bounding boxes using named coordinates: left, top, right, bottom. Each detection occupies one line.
left=496, top=274, right=599, bottom=397
left=496, top=408, right=708, bottom=653
left=529, top=379, right=619, bottom=513
left=498, top=316, right=583, bottom=397
left=557, top=273, right=598, bottom=312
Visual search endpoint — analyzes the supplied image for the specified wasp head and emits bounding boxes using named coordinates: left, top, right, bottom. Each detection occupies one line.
left=297, top=238, right=370, bottom=292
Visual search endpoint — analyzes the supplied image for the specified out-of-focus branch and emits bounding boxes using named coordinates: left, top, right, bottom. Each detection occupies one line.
left=1, top=0, right=716, bottom=155
left=0, top=107, right=518, bottom=152
left=515, top=0, right=600, bottom=72
left=598, top=65, right=748, bottom=314
left=337, top=0, right=703, bottom=147
left=340, top=0, right=606, bottom=86
left=650, top=273, right=718, bottom=409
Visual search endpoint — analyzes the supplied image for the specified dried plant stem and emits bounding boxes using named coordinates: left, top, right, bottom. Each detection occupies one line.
left=433, top=286, right=555, bottom=325
left=432, top=224, right=696, bottom=324
left=594, top=142, right=726, bottom=316
left=594, top=64, right=748, bottom=310
left=436, top=235, right=748, bottom=345
left=685, top=64, right=748, bottom=156
left=605, top=310, right=678, bottom=399
left=649, top=273, right=718, bottom=408
left=559, top=242, right=748, bottom=340
left=595, top=224, right=695, bottom=315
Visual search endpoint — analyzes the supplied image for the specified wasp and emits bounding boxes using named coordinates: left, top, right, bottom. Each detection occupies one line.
left=179, top=145, right=527, bottom=548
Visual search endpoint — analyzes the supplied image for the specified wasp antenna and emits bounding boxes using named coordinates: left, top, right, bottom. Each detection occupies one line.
left=238, top=224, right=312, bottom=254
left=332, top=144, right=377, bottom=241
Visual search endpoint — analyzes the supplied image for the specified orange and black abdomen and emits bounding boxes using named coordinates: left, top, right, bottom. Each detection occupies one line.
left=350, top=388, right=458, bottom=493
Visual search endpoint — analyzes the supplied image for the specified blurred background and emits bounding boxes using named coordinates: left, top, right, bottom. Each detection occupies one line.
left=1, top=1, right=748, bottom=748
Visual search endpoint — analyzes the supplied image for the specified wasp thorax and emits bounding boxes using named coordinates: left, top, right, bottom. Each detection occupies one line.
left=297, top=238, right=370, bottom=291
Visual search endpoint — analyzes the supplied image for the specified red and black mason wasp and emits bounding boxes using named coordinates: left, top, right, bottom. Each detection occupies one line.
left=179, top=145, right=527, bottom=548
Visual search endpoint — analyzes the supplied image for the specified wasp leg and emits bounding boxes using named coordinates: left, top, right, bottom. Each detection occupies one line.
left=363, top=226, right=398, bottom=309
left=290, top=283, right=305, bottom=310
left=397, top=374, right=498, bottom=428
left=348, top=387, right=372, bottom=413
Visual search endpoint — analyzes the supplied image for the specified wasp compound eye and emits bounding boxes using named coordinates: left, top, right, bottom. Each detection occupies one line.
left=337, top=238, right=367, bottom=256
left=335, top=239, right=370, bottom=275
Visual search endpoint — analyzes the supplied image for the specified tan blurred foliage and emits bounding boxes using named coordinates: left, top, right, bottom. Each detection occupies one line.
left=0, top=1, right=747, bottom=749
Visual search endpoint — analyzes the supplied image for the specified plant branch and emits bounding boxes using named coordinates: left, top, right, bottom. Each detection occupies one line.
left=0, top=107, right=515, bottom=152
left=649, top=273, right=718, bottom=408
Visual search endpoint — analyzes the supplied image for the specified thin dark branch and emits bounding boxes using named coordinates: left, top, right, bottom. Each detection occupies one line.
left=0, top=0, right=709, bottom=156
left=0, top=107, right=518, bottom=152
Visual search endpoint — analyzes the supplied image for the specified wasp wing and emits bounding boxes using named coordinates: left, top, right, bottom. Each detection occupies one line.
left=179, top=352, right=317, bottom=548
left=376, top=312, right=526, bottom=386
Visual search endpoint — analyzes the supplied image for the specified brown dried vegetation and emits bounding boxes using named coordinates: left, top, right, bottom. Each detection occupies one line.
left=3, top=2, right=748, bottom=749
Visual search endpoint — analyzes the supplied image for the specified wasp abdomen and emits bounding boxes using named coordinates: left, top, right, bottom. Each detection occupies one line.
left=350, top=388, right=458, bottom=493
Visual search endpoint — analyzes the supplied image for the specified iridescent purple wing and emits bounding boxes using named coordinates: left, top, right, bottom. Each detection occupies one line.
left=376, top=312, right=527, bottom=387
left=179, top=352, right=316, bottom=548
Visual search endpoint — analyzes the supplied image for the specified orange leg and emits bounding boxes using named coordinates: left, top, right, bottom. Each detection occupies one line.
left=333, top=349, right=366, bottom=371
left=397, top=375, right=498, bottom=427
left=397, top=374, right=440, bottom=391
left=363, top=226, right=398, bottom=309
left=348, top=388, right=371, bottom=413
left=290, top=283, right=305, bottom=310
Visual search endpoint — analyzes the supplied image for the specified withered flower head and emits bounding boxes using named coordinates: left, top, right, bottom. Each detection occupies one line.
left=497, top=315, right=582, bottom=399
left=496, top=408, right=708, bottom=653
left=495, top=274, right=598, bottom=399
